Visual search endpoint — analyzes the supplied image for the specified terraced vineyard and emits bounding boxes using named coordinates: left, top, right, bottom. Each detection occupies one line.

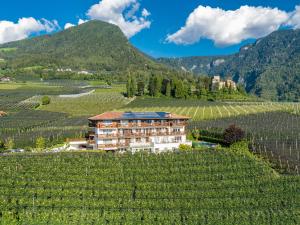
left=122, top=98, right=300, bottom=121
left=0, top=149, right=299, bottom=224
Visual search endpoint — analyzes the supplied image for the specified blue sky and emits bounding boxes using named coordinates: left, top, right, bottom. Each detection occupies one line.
left=0, top=0, right=299, bottom=58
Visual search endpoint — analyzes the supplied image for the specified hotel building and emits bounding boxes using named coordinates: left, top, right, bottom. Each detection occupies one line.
left=86, top=111, right=192, bottom=153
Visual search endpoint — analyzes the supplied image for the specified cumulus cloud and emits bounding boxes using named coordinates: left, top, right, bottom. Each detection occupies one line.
left=166, top=5, right=300, bottom=46
left=287, top=6, right=300, bottom=29
left=64, top=23, right=75, bottom=29
left=0, top=17, right=59, bottom=44
left=87, top=0, right=151, bottom=38
left=64, top=19, right=88, bottom=30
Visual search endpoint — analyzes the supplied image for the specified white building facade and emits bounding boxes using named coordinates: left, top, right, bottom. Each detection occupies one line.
left=88, top=112, right=192, bottom=153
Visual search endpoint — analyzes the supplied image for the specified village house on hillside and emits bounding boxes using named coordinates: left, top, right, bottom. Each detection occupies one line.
left=68, top=111, right=192, bottom=153
left=0, top=77, right=12, bottom=82
left=211, top=76, right=237, bottom=91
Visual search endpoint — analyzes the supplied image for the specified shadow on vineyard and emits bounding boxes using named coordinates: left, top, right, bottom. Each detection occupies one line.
left=189, top=111, right=300, bottom=174
left=0, top=149, right=299, bottom=224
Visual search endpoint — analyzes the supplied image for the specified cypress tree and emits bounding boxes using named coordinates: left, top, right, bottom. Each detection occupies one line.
left=166, top=82, right=171, bottom=97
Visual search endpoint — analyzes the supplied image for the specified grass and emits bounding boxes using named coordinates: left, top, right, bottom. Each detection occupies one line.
left=0, top=47, right=17, bottom=52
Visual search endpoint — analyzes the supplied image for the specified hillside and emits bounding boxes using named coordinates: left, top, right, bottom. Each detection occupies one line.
left=158, top=55, right=231, bottom=75
left=0, top=148, right=299, bottom=224
left=0, top=20, right=166, bottom=76
left=159, top=29, right=300, bottom=101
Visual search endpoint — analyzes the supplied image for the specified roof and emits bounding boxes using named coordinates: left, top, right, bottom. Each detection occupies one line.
left=88, top=112, right=190, bottom=121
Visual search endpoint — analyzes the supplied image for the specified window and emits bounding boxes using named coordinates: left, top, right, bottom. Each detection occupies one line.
left=173, top=128, right=180, bottom=133
left=175, top=136, right=182, bottom=142
left=121, top=120, right=129, bottom=126
left=104, top=139, right=113, bottom=144
left=103, top=120, right=112, bottom=126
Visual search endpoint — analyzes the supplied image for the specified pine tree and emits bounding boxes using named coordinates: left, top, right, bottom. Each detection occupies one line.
left=126, top=74, right=132, bottom=97
left=148, top=75, right=155, bottom=96
left=130, top=75, right=137, bottom=96
left=166, top=81, right=171, bottom=97
left=175, top=80, right=185, bottom=98
left=154, top=75, right=162, bottom=97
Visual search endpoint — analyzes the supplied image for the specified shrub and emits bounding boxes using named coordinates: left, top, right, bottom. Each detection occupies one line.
left=41, top=96, right=51, bottom=105
left=179, top=144, right=193, bottom=151
left=223, top=124, right=245, bottom=145
left=4, top=138, right=14, bottom=150
left=35, top=137, right=46, bottom=151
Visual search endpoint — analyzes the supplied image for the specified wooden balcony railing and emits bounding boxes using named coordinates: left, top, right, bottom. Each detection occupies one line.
left=97, top=122, right=187, bottom=129
left=97, top=131, right=186, bottom=139
left=98, top=144, right=128, bottom=149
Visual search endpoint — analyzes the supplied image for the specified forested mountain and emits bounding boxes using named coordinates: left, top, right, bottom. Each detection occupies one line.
left=159, top=29, right=300, bottom=101
left=158, top=56, right=231, bottom=75
left=0, top=20, right=168, bottom=77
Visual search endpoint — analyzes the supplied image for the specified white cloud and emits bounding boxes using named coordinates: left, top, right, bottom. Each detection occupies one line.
left=0, top=17, right=59, bottom=44
left=142, top=9, right=151, bottom=17
left=64, top=23, right=75, bottom=29
left=64, top=19, right=88, bottom=30
left=166, top=5, right=300, bottom=46
left=87, top=0, right=151, bottom=38
left=287, top=6, right=300, bottom=29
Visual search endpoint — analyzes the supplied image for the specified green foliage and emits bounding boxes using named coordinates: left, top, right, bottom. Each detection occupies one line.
left=160, top=29, right=300, bottom=101
left=35, top=136, right=46, bottom=151
left=4, top=137, right=14, bottom=150
left=0, top=151, right=298, bottom=224
left=223, top=124, right=246, bottom=145
left=179, top=144, right=193, bottom=151
left=126, top=74, right=137, bottom=97
left=41, top=95, right=51, bottom=105
left=0, top=20, right=169, bottom=78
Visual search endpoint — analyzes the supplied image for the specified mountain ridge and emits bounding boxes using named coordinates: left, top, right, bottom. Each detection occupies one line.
left=0, top=20, right=168, bottom=76
left=159, top=29, right=300, bottom=101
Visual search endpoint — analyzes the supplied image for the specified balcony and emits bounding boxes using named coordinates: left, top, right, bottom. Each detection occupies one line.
left=98, top=144, right=127, bottom=149
left=98, top=131, right=185, bottom=139
left=95, top=121, right=187, bottom=129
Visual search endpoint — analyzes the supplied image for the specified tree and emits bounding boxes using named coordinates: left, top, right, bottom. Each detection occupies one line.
left=165, top=81, right=171, bottom=97
left=35, top=137, right=46, bottom=151
left=0, top=140, right=5, bottom=152
left=4, top=138, right=14, bottom=150
left=41, top=96, right=51, bottom=105
left=126, top=74, right=137, bottom=97
left=154, top=75, right=162, bottom=97
left=223, top=124, right=245, bottom=145
left=148, top=75, right=155, bottom=96
left=137, top=80, right=145, bottom=96
left=126, top=75, right=132, bottom=97
left=174, top=80, right=185, bottom=98
left=130, top=75, right=137, bottom=96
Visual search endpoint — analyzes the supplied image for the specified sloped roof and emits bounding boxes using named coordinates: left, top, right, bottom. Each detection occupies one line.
left=88, top=112, right=190, bottom=121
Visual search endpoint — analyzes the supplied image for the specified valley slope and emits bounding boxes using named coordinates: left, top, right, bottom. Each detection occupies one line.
left=159, top=29, right=300, bottom=101
left=0, top=20, right=168, bottom=77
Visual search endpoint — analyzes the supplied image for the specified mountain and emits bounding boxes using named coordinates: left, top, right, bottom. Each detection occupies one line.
left=158, top=55, right=231, bottom=75
left=159, top=29, right=300, bottom=101
left=0, top=20, right=166, bottom=75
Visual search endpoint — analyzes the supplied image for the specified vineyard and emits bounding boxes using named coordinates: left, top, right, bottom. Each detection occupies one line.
left=122, top=98, right=300, bottom=121
left=38, top=92, right=131, bottom=116
left=189, top=112, right=300, bottom=173
left=0, top=148, right=299, bottom=224
left=0, top=81, right=129, bottom=147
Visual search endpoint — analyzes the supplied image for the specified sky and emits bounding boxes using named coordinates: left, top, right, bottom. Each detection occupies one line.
left=0, top=0, right=300, bottom=58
